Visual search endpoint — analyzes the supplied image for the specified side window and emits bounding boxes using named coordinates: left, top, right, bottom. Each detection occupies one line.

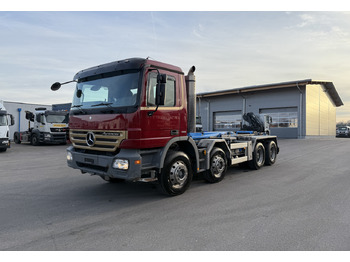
left=147, top=73, right=176, bottom=107
left=164, top=77, right=175, bottom=107
left=147, top=74, right=157, bottom=106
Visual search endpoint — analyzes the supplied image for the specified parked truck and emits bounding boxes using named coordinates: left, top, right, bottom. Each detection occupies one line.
left=51, top=58, right=279, bottom=196
left=0, top=101, right=15, bottom=152
left=14, top=108, right=69, bottom=146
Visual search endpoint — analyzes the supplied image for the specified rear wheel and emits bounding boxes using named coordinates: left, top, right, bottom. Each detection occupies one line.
left=158, top=151, right=193, bottom=196
left=14, top=132, right=21, bottom=144
left=265, top=140, right=277, bottom=166
left=248, top=142, right=265, bottom=170
left=204, top=147, right=227, bottom=183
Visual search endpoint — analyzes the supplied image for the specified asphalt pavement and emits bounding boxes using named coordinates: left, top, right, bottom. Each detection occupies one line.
left=1, top=138, right=350, bottom=250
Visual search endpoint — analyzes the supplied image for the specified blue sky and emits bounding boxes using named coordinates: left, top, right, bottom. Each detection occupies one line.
left=1, top=9, right=350, bottom=121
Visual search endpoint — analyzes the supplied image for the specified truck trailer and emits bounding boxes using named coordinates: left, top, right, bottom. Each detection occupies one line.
left=14, top=108, right=69, bottom=146
left=0, top=101, right=15, bottom=152
left=51, top=58, right=279, bottom=196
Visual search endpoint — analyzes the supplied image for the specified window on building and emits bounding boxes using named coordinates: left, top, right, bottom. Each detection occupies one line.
left=214, top=111, right=242, bottom=131
left=260, top=107, right=298, bottom=128
left=147, top=73, right=176, bottom=107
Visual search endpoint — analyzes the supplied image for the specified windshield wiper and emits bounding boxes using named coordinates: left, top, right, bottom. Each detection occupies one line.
left=91, top=102, right=113, bottom=107
left=71, top=104, right=86, bottom=114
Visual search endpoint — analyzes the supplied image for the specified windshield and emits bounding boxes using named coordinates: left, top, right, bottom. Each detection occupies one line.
left=46, top=114, right=68, bottom=123
left=0, top=115, right=7, bottom=126
left=72, top=72, right=139, bottom=111
left=339, top=127, right=347, bottom=131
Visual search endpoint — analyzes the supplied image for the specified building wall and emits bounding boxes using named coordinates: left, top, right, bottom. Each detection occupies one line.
left=3, top=101, right=52, bottom=140
left=305, top=84, right=336, bottom=136
left=197, top=87, right=303, bottom=138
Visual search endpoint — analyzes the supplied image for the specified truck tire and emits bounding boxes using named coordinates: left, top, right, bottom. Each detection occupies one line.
left=31, top=134, right=40, bottom=146
left=14, top=132, right=21, bottom=144
left=265, top=140, right=277, bottom=166
left=204, top=147, right=227, bottom=183
left=248, top=142, right=265, bottom=170
left=158, top=151, right=193, bottom=196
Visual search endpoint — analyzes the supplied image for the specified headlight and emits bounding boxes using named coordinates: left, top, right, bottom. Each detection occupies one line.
left=2, top=140, right=9, bottom=144
left=112, top=159, right=129, bottom=170
left=67, top=152, right=73, bottom=161
left=44, top=134, right=51, bottom=138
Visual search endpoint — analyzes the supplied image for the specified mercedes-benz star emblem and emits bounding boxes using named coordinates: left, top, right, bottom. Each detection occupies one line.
left=86, top=132, right=95, bottom=147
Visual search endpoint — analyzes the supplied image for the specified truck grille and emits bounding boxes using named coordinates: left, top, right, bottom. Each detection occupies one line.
left=50, top=128, right=68, bottom=132
left=70, top=129, right=127, bottom=152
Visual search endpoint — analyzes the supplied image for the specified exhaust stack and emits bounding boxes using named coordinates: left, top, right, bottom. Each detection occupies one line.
left=185, top=66, right=196, bottom=133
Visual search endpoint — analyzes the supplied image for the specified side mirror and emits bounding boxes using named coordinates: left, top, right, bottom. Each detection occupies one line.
left=76, top=89, right=83, bottom=98
left=51, top=82, right=61, bottom=91
left=155, top=74, right=166, bottom=106
left=50, top=80, right=77, bottom=91
left=10, top=114, right=15, bottom=126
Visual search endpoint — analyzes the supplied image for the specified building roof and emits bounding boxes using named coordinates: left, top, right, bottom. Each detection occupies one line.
left=196, top=79, right=344, bottom=107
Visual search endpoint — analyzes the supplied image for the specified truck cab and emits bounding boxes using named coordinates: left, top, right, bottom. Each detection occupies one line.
left=14, top=108, right=69, bottom=145
left=0, top=101, right=15, bottom=152
left=64, top=58, right=189, bottom=181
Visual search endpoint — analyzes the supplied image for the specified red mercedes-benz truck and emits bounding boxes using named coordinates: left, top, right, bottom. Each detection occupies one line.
left=52, top=58, right=279, bottom=196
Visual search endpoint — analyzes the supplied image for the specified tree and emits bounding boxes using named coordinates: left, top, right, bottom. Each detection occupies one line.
left=336, top=120, right=350, bottom=127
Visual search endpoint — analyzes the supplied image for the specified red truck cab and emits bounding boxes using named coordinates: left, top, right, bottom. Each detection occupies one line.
left=65, top=58, right=198, bottom=193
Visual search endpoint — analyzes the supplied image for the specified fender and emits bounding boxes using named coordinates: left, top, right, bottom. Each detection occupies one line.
left=31, top=129, right=41, bottom=137
left=158, top=136, right=199, bottom=172
left=197, top=138, right=231, bottom=170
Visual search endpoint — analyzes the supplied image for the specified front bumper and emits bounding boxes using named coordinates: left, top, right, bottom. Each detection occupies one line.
left=336, top=133, right=350, bottom=137
left=0, top=138, right=10, bottom=149
left=66, top=146, right=142, bottom=181
left=40, top=132, right=67, bottom=143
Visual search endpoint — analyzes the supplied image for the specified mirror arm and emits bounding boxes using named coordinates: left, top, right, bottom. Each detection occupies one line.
left=147, top=104, right=159, bottom=117
left=51, top=80, right=77, bottom=91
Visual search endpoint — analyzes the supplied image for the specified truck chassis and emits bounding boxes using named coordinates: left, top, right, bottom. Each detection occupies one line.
left=67, top=131, right=278, bottom=196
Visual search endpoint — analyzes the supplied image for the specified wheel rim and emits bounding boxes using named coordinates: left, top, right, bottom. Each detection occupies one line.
left=169, top=160, right=188, bottom=189
left=211, top=154, right=226, bottom=178
left=270, top=144, right=276, bottom=162
left=256, top=146, right=264, bottom=165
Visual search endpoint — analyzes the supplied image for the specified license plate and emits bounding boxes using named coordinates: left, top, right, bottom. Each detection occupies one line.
left=84, top=158, right=95, bottom=164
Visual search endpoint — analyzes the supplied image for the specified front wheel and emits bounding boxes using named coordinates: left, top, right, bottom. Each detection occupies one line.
left=204, top=147, right=227, bottom=183
left=248, top=142, right=265, bottom=170
left=158, top=152, right=193, bottom=196
left=31, top=134, right=40, bottom=146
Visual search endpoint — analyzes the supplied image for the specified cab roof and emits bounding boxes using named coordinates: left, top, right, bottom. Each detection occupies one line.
left=74, top=57, right=184, bottom=80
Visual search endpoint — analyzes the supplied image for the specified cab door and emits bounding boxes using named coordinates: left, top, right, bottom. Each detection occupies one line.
left=139, top=70, right=184, bottom=149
